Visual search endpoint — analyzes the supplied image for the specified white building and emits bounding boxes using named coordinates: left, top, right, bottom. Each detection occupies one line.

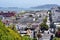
left=51, top=7, right=60, bottom=29
left=36, top=10, right=48, bottom=18
left=15, top=23, right=28, bottom=31
left=51, top=7, right=60, bottom=22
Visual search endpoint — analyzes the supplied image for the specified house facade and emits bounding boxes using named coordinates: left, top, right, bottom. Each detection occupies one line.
left=51, top=7, right=60, bottom=22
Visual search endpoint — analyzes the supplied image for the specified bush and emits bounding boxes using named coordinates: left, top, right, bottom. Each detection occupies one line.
left=39, top=16, right=49, bottom=31
left=40, top=23, right=49, bottom=30
left=58, top=27, right=60, bottom=31
left=55, top=27, right=60, bottom=38
left=22, top=35, right=32, bottom=40
left=0, top=20, right=21, bottom=40
left=55, top=32, right=60, bottom=38
left=53, top=37, right=60, bottom=40
left=29, top=15, right=33, bottom=17
left=0, top=20, right=34, bottom=40
left=32, top=38, right=37, bottom=40
left=8, top=24, right=17, bottom=32
left=37, top=33, right=42, bottom=38
left=43, top=17, right=47, bottom=23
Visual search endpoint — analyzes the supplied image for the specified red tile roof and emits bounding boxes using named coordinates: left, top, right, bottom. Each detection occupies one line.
left=0, top=11, right=16, bottom=17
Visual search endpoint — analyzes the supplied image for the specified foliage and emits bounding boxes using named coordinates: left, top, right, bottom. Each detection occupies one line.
left=40, top=23, right=49, bottom=30
left=49, top=12, right=52, bottom=22
left=58, top=27, right=60, bottom=31
left=0, top=20, right=34, bottom=40
left=53, top=37, right=60, bottom=40
left=43, top=17, right=47, bottom=23
left=55, top=27, right=60, bottom=38
left=37, top=33, right=42, bottom=38
left=39, top=16, right=49, bottom=30
left=8, top=24, right=17, bottom=32
left=0, top=20, right=22, bottom=40
left=19, top=11, right=26, bottom=16
left=22, top=35, right=32, bottom=40
left=32, top=38, right=37, bottom=40
left=55, top=31, right=60, bottom=38
left=29, top=15, right=33, bottom=17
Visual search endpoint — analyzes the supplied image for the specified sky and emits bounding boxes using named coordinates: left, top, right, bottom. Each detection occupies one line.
left=0, top=0, right=60, bottom=8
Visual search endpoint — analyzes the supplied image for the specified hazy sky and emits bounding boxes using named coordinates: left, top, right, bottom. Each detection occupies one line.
left=0, top=0, right=60, bottom=8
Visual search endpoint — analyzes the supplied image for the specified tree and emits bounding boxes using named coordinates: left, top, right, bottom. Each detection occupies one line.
left=40, top=23, right=49, bottom=30
left=43, top=16, right=47, bottom=23
left=0, top=20, right=22, bottom=40
left=22, top=35, right=32, bottom=40
left=37, top=33, right=42, bottom=38
left=49, top=12, right=52, bottom=22
left=8, top=24, right=17, bottom=32
left=55, top=27, right=60, bottom=38
left=0, top=20, right=34, bottom=40
left=58, top=27, right=60, bottom=31
left=29, top=15, right=33, bottom=17
left=37, top=33, right=42, bottom=40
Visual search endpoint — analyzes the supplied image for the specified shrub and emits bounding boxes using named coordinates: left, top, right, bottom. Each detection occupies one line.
left=40, top=23, right=49, bottom=30
left=0, top=20, right=33, bottom=40
left=22, top=35, right=32, bottom=40
left=58, top=27, right=60, bottom=31
left=0, top=20, right=21, bottom=40
left=37, top=33, right=42, bottom=38
left=32, top=38, right=37, bottom=40
left=55, top=27, right=60, bottom=38
left=43, top=17, right=47, bottom=23
left=53, top=37, right=60, bottom=40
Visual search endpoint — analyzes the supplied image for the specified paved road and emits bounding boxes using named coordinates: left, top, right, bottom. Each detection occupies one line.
left=42, top=34, right=51, bottom=40
left=41, top=32, right=54, bottom=40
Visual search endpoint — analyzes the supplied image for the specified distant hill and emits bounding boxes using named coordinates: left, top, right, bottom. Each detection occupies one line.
left=31, top=4, right=60, bottom=10
left=0, top=7, right=25, bottom=12
left=0, top=4, right=60, bottom=11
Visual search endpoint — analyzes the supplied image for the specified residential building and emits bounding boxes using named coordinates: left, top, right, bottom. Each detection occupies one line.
left=51, top=7, right=60, bottom=22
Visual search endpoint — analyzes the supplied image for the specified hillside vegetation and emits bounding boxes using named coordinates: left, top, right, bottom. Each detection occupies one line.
left=0, top=20, right=22, bottom=40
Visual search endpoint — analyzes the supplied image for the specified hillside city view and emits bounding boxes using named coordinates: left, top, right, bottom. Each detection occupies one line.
left=0, top=0, right=60, bottom=40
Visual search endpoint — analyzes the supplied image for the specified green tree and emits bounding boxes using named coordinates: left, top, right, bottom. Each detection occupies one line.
left=40, top=23, right=49, bottom=30
left=58, top=27, right=60, bottom=31
left=0, top=20, right=35, bottom=40
left=22, top=35, right=32, bottom=40
left=8, top=24, right=17, bottom=32
left=43, top=16, right=47, bottom=23
left=0, top=20, right=22, bottom=40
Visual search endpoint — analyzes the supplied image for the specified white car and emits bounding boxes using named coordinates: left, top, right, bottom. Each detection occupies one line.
left=20, top=31, right=27, bottom=34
